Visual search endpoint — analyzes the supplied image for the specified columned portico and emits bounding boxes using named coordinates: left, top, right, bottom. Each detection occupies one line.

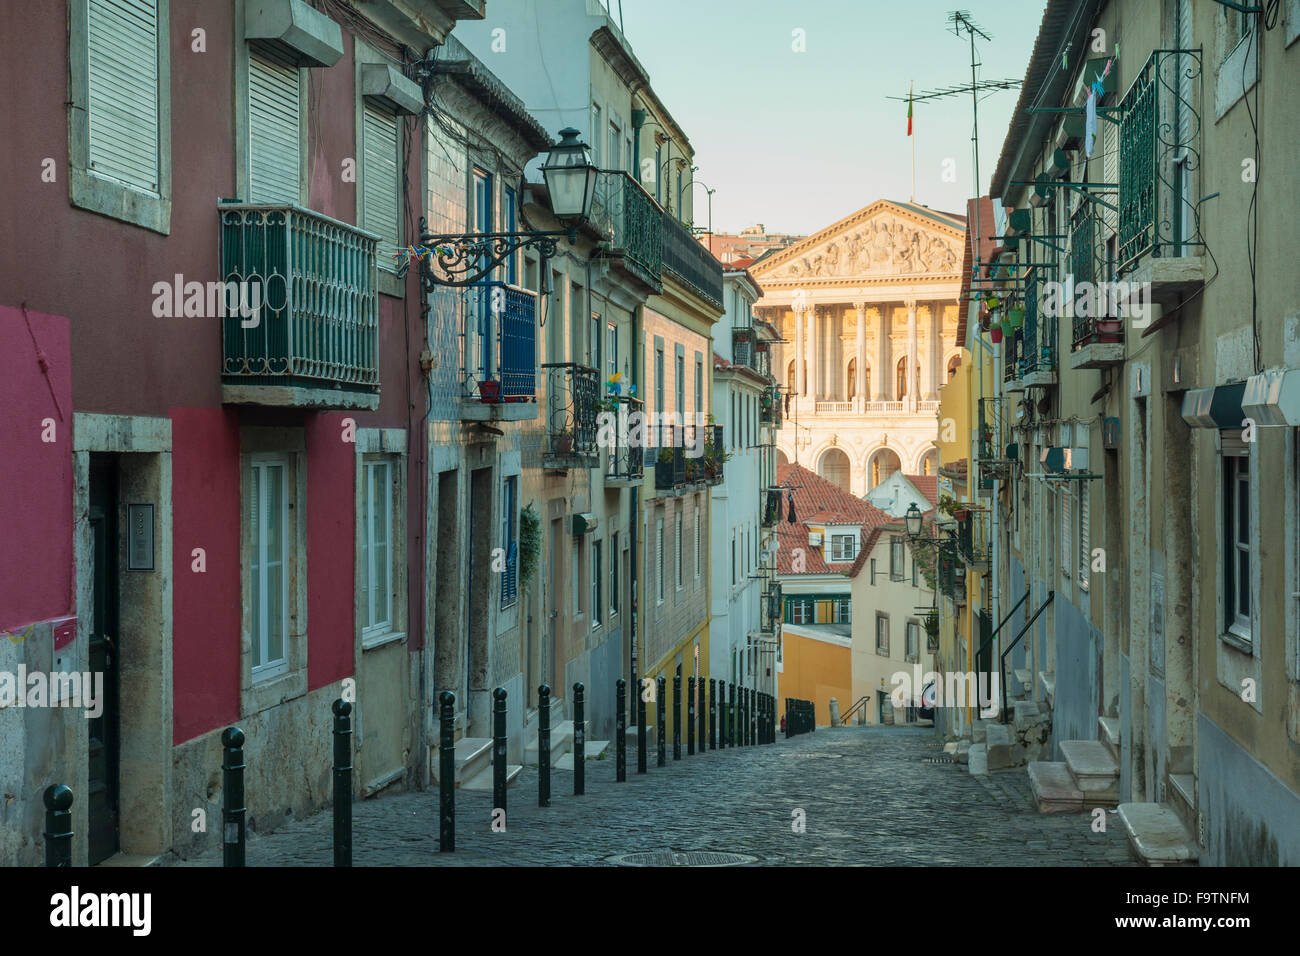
left=750, top=199, right=965, bottom=496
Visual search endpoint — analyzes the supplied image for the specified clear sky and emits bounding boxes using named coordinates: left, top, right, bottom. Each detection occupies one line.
left=607, top=0, right=1046, bottom=235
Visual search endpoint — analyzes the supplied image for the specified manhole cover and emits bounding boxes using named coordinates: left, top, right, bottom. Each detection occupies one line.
left=779, top=752, right=844, bottom=758
left=608, top=851, right=759, bottom=867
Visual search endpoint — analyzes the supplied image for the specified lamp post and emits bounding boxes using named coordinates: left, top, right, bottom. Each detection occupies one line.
left=407, top=128, right=599, bottom=289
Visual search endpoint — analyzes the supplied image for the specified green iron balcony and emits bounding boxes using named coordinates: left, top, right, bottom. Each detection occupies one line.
left=1117, top=48, right=1207, bottom=298
left=1019, top=273, right=1057, bottom=388
left=1003, top=326, right=1024, bottom=391
left=956, top=509, right=990, bottom=569
left=604, top=395, right=645, bottom=485
left=1068, top=207, right=1125, bottom=370
left=760, top=384, right=783, bottom=426
left=589, top=171, right=663, bottom=293
left=661, top=210, right=723, bottom=311
left=220, top=203, right=379, bottom=409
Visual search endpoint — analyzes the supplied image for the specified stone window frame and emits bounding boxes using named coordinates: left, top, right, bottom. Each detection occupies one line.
left=1213, top=2, right=1259, bottom=121
left=875, top=612, right=890, bottom=657
left=354, top=428, right=407, bottom=652
left=239, top=427, right=308, bottom=718
left=67, top=0, right=173, bottom=234
left=1214, top=427, right=1262, bottom=716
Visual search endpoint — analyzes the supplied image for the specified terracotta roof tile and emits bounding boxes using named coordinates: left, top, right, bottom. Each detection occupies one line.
left=904, top=474, right=939, bottom=505
left=772, top=464, right=893, bottom=576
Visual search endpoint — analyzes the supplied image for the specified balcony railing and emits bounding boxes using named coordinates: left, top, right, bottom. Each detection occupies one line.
left=219, top=203, right=378, bottom=407
left=462, top=282, right=537, bottom=410
left=956, top=509, right=990, bottom=568
left=655, top=435, right=686, bottom=490
left=605, top=395, right=645, bottom=483
left=1020, top=273, right=1056, bottom=381
left=702, top=424, right=725, bottom=485
left=760, top=385, right=783, bottom=426
left=762, top=487, right=784, bottom=528
left=938, top=551, right=966, bottom=604
left=541, top=363, right=600, bottom=470
left=1117, top=48, right=1205, bottom=274
left=590, top=171, right=663, bottom=292
left=661, top=210, right=723, bottom=310
left=732, top=327, right=756, bottom=369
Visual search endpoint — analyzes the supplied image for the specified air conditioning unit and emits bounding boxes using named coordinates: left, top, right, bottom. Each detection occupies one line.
left=808, top=531, right=823, bottom=547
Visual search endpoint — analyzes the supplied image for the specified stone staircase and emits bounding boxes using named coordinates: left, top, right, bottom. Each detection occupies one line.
left=1027, top=715, right=1120, bottom=812
left=454, top=737, right=523, bottom=792
left=523, top=719, right=612, bottom=771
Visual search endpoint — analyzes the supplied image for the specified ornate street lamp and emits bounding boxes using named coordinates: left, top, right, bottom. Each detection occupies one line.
left=408, top=128, right=599, bottom=289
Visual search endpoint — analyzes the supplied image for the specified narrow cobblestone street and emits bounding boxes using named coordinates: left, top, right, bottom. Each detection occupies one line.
left=171, top=727, right=1135, bottom=866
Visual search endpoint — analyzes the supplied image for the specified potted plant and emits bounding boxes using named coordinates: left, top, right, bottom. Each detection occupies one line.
left=1006, top=306, right=1024, bottom=331
left=478, top=378, right=501, bottom=403
left=923, top=608, right=939, bottom=638
left=552, top=431, right=574, bottom=454
left=990, top=318, right=1004, bottom=344
left=953, top=505, right=970, bottom=522
left=1096, top=317, right=1122, bottom=342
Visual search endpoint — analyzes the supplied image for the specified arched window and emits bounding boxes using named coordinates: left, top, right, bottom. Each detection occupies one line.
left=818, top=448, right=851, bottom=493
left=868, top=449, right=902, bottom=490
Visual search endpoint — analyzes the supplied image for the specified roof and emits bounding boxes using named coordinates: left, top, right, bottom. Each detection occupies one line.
left=435, top=36, right=553, bottom=151
left=903, top=474, right=938, bottom=506
left=989, top=0, right=1102, bottom=202
left=772, top=464, right=893, bottom=575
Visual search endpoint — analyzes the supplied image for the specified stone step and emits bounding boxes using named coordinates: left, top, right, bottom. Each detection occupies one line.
left=525, top=720, right=574, bottom=765
left=1014, top=668, right=1033, bottom=694
left=1028, top=761, right=1084, bottom=813
left=1038, top=671, right=1055, bottom=709
left=552, top=740, right=611, bottom=770
left=453, top=737, right=493, bottom=786
left=625, top=724, right=655, bottom=747
left=1098, top=716, right=1121, bottom=760
left=967, top=743, right=988, bottom=775
left=985, top=722, right=1014, bottom=770
left=1117, top=803, right=1200, bottom=866
left=1061, top=739, right=1119, bottom=804
left=460, top=762, right=523, bottom=793
left=972, top=719, right=991, bottom=744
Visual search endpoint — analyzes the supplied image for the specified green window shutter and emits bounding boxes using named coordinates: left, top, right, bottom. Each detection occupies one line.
left=248, top=46, right=300, bottom=204
left=87, top=0, right=160, bottom=191
left=362, top=102, right=400, bottom=270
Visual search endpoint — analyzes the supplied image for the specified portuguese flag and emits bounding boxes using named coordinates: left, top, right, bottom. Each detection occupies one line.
left=907, top=82, right=913, bottom=136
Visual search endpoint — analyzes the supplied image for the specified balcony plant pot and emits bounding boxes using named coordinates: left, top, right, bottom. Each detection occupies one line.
left=990, top=323, right=1004, bottom=344
left=478, top=379, right=501, bottom=404
left=552, top=433, right=574, bottom=454
left=953, top=507, right=970, bottom=522
left=1096, top=318, right=1122, bottom=343
left=1006, top=307, right=1024, bottom=331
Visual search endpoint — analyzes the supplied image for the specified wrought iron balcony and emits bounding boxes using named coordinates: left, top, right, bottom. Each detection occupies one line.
left=661, top=210, right=723, bottom=310
left=732, top=327, right=756, bottom=369
left=976, top=396, right=1013, bottom=487
left=1117, top=48, right=1205, bottom=278
left=604, top=395, right=645, bottom=484
left=541, top=363, right=600, bottom=470
left=938, top=551, right=966, bottom=605
left=655, top=438, right=686, bottom=491
left=219, top=203, right=379, bottom=409
left=701, top=424, right=725, bottom=485
left=760, top=384, right=783, bottom=426
left=460, top=282, right=538, bottom=421
left=589, top=171, right=663, bottom=293
left=1019, top=273, right=1057, bottom=387
left=1068, top=206, right=1125, bottom=369
left=1003, top=326, right=1024, bottom=391
left=956, top=509, right=990, bottom=569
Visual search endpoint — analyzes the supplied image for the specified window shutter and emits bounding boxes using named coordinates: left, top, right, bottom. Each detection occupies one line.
left=1102, top=120, right=1118, bottom=234
left=1061, top=487, right=1073, bottom=581
left=249, top=46, right=301, bottom=204
left=1078, top=486, right=1091, bottom=591
left=87, top=0, right=160, bottom=191
left=363, top=102, right=400, bottom=270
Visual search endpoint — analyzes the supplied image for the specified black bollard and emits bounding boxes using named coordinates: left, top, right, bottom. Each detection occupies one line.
left=221, top=726, right=246, bottom=867
left=616, top=678, right=627, bottom=782
left=656, top=676, right=666, bottom=767
left=785, top=698, right=792, bottom=738
left=698, top=679, right=707, bottom=754
left=728, top=683, right=736, bottom=747
left=439, top=691, right=455, bottom=852
left=43, top=785, right=73, bottom=867
left=672, top=671, right=681, bottom=760
left=712, top=676, right=722, bottom=749
left=718, top=680, right=726, bottom=750
left=637, top=677, right=647, bottom=775
left=492, top=687, right=507, bottom=826
left=687, top=676, right=695, bottom=756
left=573, top=683, right=585, bottom=796
left=539, top=684, right=551, bottom=807
left=332, top=699, right=352, bottom=867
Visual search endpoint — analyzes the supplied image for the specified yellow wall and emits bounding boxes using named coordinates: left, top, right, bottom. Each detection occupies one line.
left=777, top=629, right=851, bottom=728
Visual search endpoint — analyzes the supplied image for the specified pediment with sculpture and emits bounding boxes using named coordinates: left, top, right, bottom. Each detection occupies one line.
left=754, top=203, right=964, bottom=281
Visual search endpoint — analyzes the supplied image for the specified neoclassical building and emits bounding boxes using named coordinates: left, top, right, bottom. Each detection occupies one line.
left=751, top=200, right=965, bottom=497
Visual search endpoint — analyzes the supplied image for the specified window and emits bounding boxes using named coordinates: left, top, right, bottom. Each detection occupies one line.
left=591, top=103, right=602, bottom=166
left=503, top=186, right=518, bottom=284
left=890, top=536, right=905, bottom=580
left=830, top=534, right=856, bottom=562
left=695, top=359, right=703, bottom=417
left=656, top=516, right=665, bottom=604
left=361, top=460, right=394, bottom=632
left=501, top=475, right=518, bottom=609
left=912, top=556, right=919, bottom=588
left=609, top=533, right=619, bottom=617
left=675, top=354, right=685, bottom=415
left=85, top=0, right=163, bottom=195
left=362, top=102, right=400, bottom=272
left=473, top=168, right=493, bottom=232
left=832, top=598, right=852, bottom=624
left=607, top=321, right=618, bottom=379
left=789, top=599, right=813, bottom=625
left=906, top=621, right=920, bottom=662
left=731, top=535, right=736, bottom=586
left=608, top=121, right=620, bottom=171
left=654, top=345, right=665, bottom=418
left=870, top=558, right=877, bottom=585
left=654, top=144, right=663, bottom=201
left=1223, top=444, right=1252, bottom=639
left=248, top=45, right=302, bottom=203
left=876, top=614, right=890, bottom=655
left=589, top=310, right=601, bottom=369
left=250, top=456, right=290, bottom=679
left=675, top=512, right=684, bottom=590
left=591, top=539, right=602, bottom=629
left=695, top=514, right=702, bottom=580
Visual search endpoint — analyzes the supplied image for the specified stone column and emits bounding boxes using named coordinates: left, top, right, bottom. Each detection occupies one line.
left=920, top=304, right=936, bottom=401
left=854, top=301, right=867, bottom=412
left=873, top=307, right=888, bottom=401
left=794, top=304, right=805, bottom=398
left=808, top=306, right=820, bottom=402
left=906, top=299, right=918, bottom=411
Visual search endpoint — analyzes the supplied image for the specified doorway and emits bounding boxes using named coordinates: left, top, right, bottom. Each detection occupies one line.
left=88, top=455, right=121, bottom=865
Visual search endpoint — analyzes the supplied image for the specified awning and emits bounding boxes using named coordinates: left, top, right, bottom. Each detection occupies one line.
left=361, top=63, right=424, bottom=115
left=1180, top=381, right=1247, bottom=429
left=1242, top=368, right=1300, bottom=426
left=244, top=0, right=344, bottom=68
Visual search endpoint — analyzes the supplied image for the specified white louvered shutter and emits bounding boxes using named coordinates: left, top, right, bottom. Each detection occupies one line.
left=1102, top=117, right=1118, bottom=234
left=87, top=0, right=160, bottom=191
left=248, top=46, right=301, bottom=204
left=362, top=103, right=400, bottom=270
left=1078, top=486, right=1091, bottom=591
left=1061, top=487, right=1073, bottom=584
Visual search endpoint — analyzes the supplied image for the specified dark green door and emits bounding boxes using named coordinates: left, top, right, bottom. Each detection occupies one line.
left=88, top=456, right=121, bottom=864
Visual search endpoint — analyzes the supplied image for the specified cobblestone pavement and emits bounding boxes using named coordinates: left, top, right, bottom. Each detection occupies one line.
left=169, top=726, right=1136, bottom=866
